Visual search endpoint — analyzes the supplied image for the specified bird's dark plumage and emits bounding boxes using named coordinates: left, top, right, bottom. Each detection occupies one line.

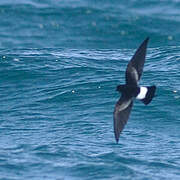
left=113, top=37, right=156, bottom=143
left=114, top=95, right=133, bottom=142
left=126, top=37, right=149, bottom=85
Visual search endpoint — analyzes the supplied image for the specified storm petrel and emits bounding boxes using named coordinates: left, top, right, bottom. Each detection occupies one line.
left=113, top=37, right=156, bottom=143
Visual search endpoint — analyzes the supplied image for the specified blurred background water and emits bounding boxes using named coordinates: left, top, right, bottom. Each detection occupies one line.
left=0, top=0, right=180, bottom=180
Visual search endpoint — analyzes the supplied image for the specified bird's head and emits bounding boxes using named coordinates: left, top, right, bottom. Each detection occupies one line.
left=116, top=85, right=125, bottom=92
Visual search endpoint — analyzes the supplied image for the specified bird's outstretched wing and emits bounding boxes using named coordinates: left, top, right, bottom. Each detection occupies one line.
left=113, top=95, right=133, bottom=143
left=126, top=37, right=149, bottom=86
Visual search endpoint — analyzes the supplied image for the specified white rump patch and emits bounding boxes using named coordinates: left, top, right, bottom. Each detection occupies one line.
left=136, top=87, right=148, bottom=100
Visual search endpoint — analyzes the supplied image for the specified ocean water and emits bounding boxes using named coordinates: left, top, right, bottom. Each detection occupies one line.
left=0, top=0, right=180, bottom=180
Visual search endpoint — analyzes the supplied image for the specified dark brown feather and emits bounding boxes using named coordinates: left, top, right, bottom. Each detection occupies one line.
left=126, top=37, right=149, bottom=85
left=113, top=95, right=133, bottom=143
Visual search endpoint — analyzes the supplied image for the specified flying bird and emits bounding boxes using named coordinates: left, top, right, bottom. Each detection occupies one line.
left=113, top=37, right=156, bottom=143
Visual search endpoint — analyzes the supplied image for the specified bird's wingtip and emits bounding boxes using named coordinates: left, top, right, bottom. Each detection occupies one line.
left=115, top=134, right=119, bottom=143
left=145, top=37, right=150, bottom=42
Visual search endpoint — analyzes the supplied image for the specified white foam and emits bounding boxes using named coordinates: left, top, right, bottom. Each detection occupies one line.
left=136, top=87, right=148, bottom=100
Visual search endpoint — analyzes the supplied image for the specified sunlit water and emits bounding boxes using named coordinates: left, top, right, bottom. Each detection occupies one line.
left=0, top=0, right=180, bottom=179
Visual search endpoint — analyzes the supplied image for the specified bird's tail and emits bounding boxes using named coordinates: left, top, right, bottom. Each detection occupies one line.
left=141, top=86, right=156, bottom=105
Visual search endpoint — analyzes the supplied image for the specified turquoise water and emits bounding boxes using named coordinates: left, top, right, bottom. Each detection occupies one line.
left=0, top=1, right=180, bottom=180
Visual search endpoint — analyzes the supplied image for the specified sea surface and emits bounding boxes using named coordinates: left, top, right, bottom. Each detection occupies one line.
left=0, top=0, right=180, bottom=180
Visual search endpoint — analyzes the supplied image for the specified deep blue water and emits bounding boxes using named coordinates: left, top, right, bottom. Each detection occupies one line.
left=0, top=1, right=180, bottom=180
